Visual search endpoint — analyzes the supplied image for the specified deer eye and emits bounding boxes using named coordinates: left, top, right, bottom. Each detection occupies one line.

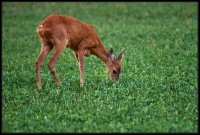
left=113, top=70, right=117, bottom=74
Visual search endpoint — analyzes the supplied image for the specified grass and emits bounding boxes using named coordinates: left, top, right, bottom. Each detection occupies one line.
left=2, top=2, right=198, bottom=133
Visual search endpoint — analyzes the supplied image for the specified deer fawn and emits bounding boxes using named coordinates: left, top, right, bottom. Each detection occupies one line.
left=35, top=14, right=124, bottom=90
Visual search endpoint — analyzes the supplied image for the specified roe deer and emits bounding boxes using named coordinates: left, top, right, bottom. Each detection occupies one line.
left=35, top=14, right=125, bottom=90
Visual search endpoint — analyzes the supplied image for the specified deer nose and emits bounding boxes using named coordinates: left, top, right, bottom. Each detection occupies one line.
left=112, top=75, right=119, bottom=81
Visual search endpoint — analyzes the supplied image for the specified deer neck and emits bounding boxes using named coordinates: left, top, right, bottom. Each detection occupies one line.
left=92, top=44, right=110, bottom=65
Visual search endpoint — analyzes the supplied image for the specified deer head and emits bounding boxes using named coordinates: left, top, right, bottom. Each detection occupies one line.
left=106, top=48, right=125, bottom=81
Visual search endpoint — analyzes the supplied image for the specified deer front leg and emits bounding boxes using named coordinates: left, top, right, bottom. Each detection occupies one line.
left=77, top=51, right=85, bottom=87
left=74, top=52, right=79, bottom=63
left=35, top=45, right=52, bottom=90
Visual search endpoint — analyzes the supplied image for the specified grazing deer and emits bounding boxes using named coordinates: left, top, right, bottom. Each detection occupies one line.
left=35, top=14, right=124, bottom=90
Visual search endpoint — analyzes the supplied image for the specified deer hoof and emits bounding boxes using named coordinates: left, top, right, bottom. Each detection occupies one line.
left=80, top=83, right=84, bottom=87
left=37, top=83, right=42, bottom=90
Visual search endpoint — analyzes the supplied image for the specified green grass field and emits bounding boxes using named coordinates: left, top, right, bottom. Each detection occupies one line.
left=2, top=2, right=198, bottom=132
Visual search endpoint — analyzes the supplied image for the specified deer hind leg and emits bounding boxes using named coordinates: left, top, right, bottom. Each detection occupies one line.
left=48, top=40, right=66, bottom=86
left=35, top=44, right=53, bottom=90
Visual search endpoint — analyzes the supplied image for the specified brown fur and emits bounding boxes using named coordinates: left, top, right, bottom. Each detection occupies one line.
left=35, top=14, right=124, bottom=90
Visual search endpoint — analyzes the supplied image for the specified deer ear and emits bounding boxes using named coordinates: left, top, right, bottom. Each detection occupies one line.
left=109, top=48, right=115, bottom=60
left=116, top=48, right=125, bottom=61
